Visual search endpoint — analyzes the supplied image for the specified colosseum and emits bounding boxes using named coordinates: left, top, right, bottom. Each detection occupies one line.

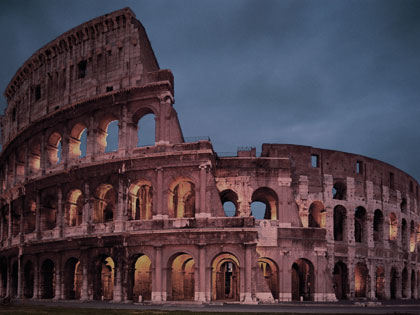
left=0, top=7, right=419, bottom=304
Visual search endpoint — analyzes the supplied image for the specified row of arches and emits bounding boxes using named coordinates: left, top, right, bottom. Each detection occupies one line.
left=2, top=112, right=156, bottom=188
left=333, top=261, right=420, bottom=300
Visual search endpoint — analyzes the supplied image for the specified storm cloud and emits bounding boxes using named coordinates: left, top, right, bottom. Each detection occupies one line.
left=1, top=0, right=419, bottom=181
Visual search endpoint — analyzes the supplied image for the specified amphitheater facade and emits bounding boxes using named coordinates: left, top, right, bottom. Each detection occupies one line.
left=0, top=8, right=419, bottom=303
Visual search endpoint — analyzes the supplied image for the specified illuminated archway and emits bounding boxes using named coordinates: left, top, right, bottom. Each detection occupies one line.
left=291, top=258, right=314, bottom=301
left=93, top=256, right=114, bottom=301
left=258, top=258, right=279, bottom=300
left=410, top=221, right=416, bottom=253
left=97, top=115, right=119, bottom=153
left=94, top=184, right=116, bottom=223
left=46, top=132, right=62, bottom=165
left=132, top=254, right=152, bottom=301
left=168, top=178, right=195, bottom=218
left=168, top=253, right=195, bottom=301
left=375, top=266, right=385, bottom=300
left=128, top=180, right=153, bottom=220
left=354, top=262, right=368, bottom=298
left=64, top=258, right=82, bottom=300
left=389, top=213, right=398, bottom=241
left=66, top=189, right=83, bottom=226
left=69, top=122, right=88, bottom=159
left=212, top=253, right=240, bottom=301
left=308, top=201, right=325, bottom=228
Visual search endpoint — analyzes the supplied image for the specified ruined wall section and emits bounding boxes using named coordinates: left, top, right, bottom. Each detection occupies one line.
left=2, top=7, right=159, bottom=149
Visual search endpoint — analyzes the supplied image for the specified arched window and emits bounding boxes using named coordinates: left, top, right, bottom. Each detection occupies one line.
left=97, top=116, right=119, bottom=153
left=354, top=206, right=366, bottom=243
left=333, top=205, right=346, bottom=241
left=401, top=219, right=408, bottom=250
left=47, top=132, right=62, bottom=165
left=168, top=178, right=195, bottom=218
left=94, top=184, right=116, bottom=223
left=69, top=123, right=87, bottom=159
left=128, top=181, right=153, bottom=220
left=333, top=262, right=348, bottom=300
left=291, top=258, right=314, bottom=301
left=212, top=253, right=240, bottom=301
left=66, top=189, right=83, bottom=226
left=308, top=201, right=325, bottom=228
left=93, top=256, right=114, bottom=300
left=373, top=209, right=384, bottom=243
left=137, top=113, right=155, bottom=147
left=389, top=213, right=398, bottom=241
left=333, top=181, right=346, bottom=200
left=220, top=189, right=239, bottom=217
left=251, top=187, right=278, bottom=220
left=28, top=141, right=41, bottom=174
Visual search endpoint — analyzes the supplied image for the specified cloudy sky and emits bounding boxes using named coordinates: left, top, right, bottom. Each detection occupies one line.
left=1, top=0, right=420, bottom=181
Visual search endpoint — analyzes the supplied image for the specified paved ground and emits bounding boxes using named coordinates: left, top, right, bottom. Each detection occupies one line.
left=11, top=299, right=420, bottom=314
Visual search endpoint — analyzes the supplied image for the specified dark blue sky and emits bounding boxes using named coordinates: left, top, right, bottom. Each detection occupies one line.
left=1, top=0, right=420, bottom=181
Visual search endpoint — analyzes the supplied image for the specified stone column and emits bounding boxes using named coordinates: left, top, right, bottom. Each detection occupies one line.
left=153, top=168, right=164, bottom=219
left=196, top=164, right=210, bottom=218
left=114, top=176, right=125, bottom=232
left=0, top=209, right=3, bottom=245
left=243, top=244, right=253, bottom=303
left=152, top=246, right=162, bottom=301
left=35, top=192, right=41, bottom=239
left=81, top=183, right=90, bottom=233
left=56, top=187, right=63, bottom=238
left=33, top=257, right=39, bottom=299
left=367, top=213, right=374, bottom=248
left=54, top=255, right=61, bottom=300
left=197, top=245, right=206, bottom=302
left=113, top=260, right=122, bottom=302
left=7, top=201, right=12, bottom=245
left=118, top=104, right=127, bottom=154
left=40, top=131, right=46, bottom=175
left=6, top=258, right=10, bottom=297
left=368, top=262, right=376, bottom=299
left=19, top=193, right=25, bottom=243
left=17, top=254, right=23, bottom=298
left=86, top=115, right=95, bottom=160
left=348, top=262, right=355, bottom=299
left=80, top=254, right=89, bottom=301
left=61, top=133, right=69, bottom=168
left=24, top=143, right=29, bottom=180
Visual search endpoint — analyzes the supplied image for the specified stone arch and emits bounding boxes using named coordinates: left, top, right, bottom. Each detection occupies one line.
left=251, top=187, right=278, bottom=220
left=308, top=201, right=325, bottom=228
left=333, top=261, right=347, bottom=300
left=63, top=257, right=82, bottom=300
left=411, top=270, right=416, bottom=299
left=93, top=184, right=116, bottom=223
left=334, top=205, right=346, bottom=241
left=24, top=199, right=36, bottom=234
left=28, top=140, right=41, bottom=174
left=258, top=257, right=279, bottom=300
left=354, top=262, right=368, bottom=298
left=65, top=189, right=83, bottom=226
left=23, top=260, right=34, bottom=298
left=97, top=114, right=119, bottom=153
left=410, top=220, right=416, bottom=253
left=128, top=180, right=153, bottom=220
left=167, top=253, right=195, bottom=301
left=133, top=107, right=156, bottom=147
left=69, top=122, right=88, bottom=159
left=402, top=219, right=408, bottom=251
left=373, top=209, right=384, bottom=243
left=130, top=254, right=152, bottom=302
left=291, top=258, right=314, bottom=301
left=46, top=131, right=62, bottom=165
left=40, top=259, right=55, bottom=299
left=375, top=266, right=385, bottom=300
left=41, top=193, right=57, bottom=230
left=333, top=180, right=346, bottom=200
left=389, top=212, right=398, bottom=241
left=390, top=267, right=398, bottom=299
left=168, top=177, right=196, bottom=218
left=92, top=255, right=115, bottom=301
left=354, top=206, right=367, bottom=243
left=219, top=189, right=239, bottom=217
left=211, top=252, right=240, bottom=301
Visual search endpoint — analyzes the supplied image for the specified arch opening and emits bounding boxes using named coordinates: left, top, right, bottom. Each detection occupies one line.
left=333, top=181, right=346, bottom=200
left=137, top=113, right=156, bottom=147
left=132, top=254, right=152, bottom=301
left=212, top=253, right=240, bottom=301
left=402, top=219, right=408, bottom=251
left=333, top=205, right=346, bottom=241
left=93, top=256, right=114, bottom=301
left=251, top=187, right=278, bottom=220
left=128, top=181, right=153, bottom=220
left=410, top=221, right=416, bottom=253
left=354, top=207, right=367, bottom=243
left=11, top=261, right=18, bottom=298
left=401, top=267, right=408, bottom=299
left=389, top=213, right=398, bottom=241
left=169, top=179, right=195, bottom=218
left=390, top=267, right=398, bottom=299
left=291, top=258, right=314, bottom=301
left=354, top=262, right=368, bottom=298
left=373, top=209, right=384, bottom=243
left=47, top=132, right=62, bottom=165
left=41, top=195, right=57, bottom=230
left=24, top=261, right=34, bottom=298
left=24, top=200, right=36, bottom=234
left=64, top=258, right=82, bottom=300
left=220, top=189, right=238, bottom=217
left=41, top=259, right=55, bottom=299
left=66, top=189, right=83, bottom=226
left=104, top=120, right=119, bottom=153
left=308, top=201, right=325, bottom=228
left=69, top=123, right=87, bottom=159
left=258, top=258, right=279, bottom=300
left=168, top=253, right=195, bottom=301
left=29, top=142, right=41, bottom=174
left=94, top=184, right=116, bottom=223
left=375, top=266, right=385, bottom=300
left=333, top=261, right=347, bottom=300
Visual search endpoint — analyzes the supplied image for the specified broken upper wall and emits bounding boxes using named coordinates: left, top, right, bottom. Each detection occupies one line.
left=2, top=7, right=162, bottom=148
left=261, top=143, right=420, bottom=208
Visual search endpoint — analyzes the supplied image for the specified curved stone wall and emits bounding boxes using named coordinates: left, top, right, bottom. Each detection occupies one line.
left=0, top=8, right=419, bottom=304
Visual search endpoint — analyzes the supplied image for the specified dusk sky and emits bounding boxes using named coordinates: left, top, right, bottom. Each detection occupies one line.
left=1, top=0, right=420, bottom=181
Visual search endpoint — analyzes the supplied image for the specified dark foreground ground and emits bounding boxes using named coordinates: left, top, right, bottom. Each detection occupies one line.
left=1, top=299, right=420, bottom=315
